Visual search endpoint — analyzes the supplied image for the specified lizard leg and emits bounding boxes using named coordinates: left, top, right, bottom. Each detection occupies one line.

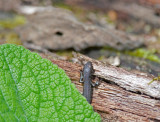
left=79, top=71, right=84, bottom=83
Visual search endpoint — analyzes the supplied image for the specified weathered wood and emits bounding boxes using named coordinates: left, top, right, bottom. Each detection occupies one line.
left=75, top=81, right=160, bottom=121
left=41, top=52, right=160, bottom=121
left=73, top=52, right=160, bottom=99
left=16, top=6, right=143, bottom=51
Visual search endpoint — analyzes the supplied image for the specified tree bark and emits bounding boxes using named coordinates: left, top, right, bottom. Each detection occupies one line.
left=41, top=52, right=160, bottom=122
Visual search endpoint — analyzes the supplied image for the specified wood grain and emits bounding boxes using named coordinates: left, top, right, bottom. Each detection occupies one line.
left=41, top=53, right=160, bottom=121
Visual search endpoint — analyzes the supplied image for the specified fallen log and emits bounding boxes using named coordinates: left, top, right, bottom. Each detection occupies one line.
left=40, top=52, right=160, bottom=121
left=73, top=52, right=160, bottom=99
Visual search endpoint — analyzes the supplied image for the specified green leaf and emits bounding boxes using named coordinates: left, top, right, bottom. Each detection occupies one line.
left=0, top=44, right=101, bottom=122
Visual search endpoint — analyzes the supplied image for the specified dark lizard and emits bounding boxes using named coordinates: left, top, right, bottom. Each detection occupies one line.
left=79, top=61, right=99, bottom=104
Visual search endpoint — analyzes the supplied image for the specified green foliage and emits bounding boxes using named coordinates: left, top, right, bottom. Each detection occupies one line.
left=0, top=15, right=26, bottom=29
left=0, top=44, right=101, bottom=122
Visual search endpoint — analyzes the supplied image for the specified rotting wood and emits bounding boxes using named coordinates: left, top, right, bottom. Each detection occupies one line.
left=40, top=52, right=160, bottom=121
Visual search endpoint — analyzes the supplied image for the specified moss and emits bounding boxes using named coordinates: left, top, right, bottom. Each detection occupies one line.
left=125, top=48, right=160, bottom=63
left=102, top=46, right=119, bottom=52
left=56, top=50, right=73, bottom=59
left=0, top=33, right=22, bottom=45
left=54, top=3, right=73, bottom=11
left=98, top=55, right=106, bottom=60
left=54, top=3, right=92, bottom=22
left=54, top=3, right=85, bottom=15
left=0, top=15, right=26, bottom=29
left=101, top=46, right=160, bottom=63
